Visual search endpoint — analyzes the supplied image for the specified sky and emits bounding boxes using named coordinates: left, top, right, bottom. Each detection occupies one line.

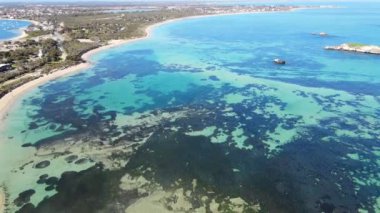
left=0, top=0, right=372, bottom=4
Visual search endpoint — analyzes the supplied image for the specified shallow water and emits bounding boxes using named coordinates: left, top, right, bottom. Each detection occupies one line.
left=0, top=20, right=31, bottom=41
left=1, top=2, right=380, bottom=213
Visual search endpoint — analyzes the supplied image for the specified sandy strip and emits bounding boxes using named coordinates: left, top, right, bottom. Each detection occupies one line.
left=0, top=187, right=4, bottom=213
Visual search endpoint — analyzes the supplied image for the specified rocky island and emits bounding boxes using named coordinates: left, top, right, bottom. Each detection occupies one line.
left=312, top=32, right=329, bottom=36
left=325, top=43, right=380, bottom=55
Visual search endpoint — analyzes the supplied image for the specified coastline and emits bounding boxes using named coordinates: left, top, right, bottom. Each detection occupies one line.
left=7, top=29, right=27, bottom=42
left=0, top=7, right=308, bottom=129
left=0, top=19, right=38, bottom=42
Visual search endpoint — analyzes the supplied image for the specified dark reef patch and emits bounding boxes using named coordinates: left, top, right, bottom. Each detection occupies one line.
left=14, top=189, right=35, bottom=207
left=44, top=185, right=55, bottom=191
left=17, top=164, right=138, bottom=213
left=45, top=176, right=59, bottom=186
left=21, top=143, right=33, bottom=147
left=34, top=160, right=50, bottom=169
left=74, top=158, right=89, bottom=165
left=124, top=127, right=380, bottom=212
left=65, top=155, right=78, bottom=163
left=36, top=174, right=48, bottom=184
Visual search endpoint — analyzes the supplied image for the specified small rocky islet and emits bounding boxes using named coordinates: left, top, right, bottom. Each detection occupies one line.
left=325, top=43, right=380, bottom=55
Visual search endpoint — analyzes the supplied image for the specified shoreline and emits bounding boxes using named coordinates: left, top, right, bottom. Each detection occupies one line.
left=7, top=30, right=27, bottom=42
left=0, top=19, right=38, bottom=42
left=0, top=7, right=309, bottom=129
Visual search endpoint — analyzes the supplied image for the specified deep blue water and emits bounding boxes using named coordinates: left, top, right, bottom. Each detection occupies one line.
left=0, top=19, right=31, bottom=41
left=1, top=2, right=380, bottom=212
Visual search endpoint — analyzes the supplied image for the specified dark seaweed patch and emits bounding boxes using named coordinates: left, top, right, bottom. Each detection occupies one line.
left=45, top=177, right=59, bottom=186
left=28, top=122, right=39, bottom=130
left=36, top=174, right=48, bottom=184
left=17, top=164, right=139, bottom=213
left=34, top=160, right=50, bottom=169
left=124, top=119, right=380, bottom=212
left=125, top=131, right=305, bottom=212
left=65, top=155, right=78, bottom=163
left=45, top=185, right=55, bottom=191
left=74, top=158, right=89, bottom=165
left=208, top=75, right=220, bottom=81
left=40, top=174, right=48, bottom=179
left=14, top=189, right=35, bottom=207
left=21, top=143, right=33, bottom=147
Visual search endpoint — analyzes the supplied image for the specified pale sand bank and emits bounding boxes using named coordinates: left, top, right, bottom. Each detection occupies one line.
left=0, top=187, right=4, bottom=213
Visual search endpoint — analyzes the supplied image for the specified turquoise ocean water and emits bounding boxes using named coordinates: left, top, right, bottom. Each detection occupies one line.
left=0, top=19, right=31, bottom=41
left=1, top=2, right=380, bottom=212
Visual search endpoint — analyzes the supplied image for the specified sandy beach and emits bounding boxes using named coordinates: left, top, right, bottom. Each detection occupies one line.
left=0, top=187, right=4, bottom=213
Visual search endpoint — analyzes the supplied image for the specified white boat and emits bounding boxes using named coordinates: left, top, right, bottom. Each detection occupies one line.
left=273, top=58, right=286, bottom=65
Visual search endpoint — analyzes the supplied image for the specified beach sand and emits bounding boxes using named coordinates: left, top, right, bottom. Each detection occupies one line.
left=0, top=187, right=4, bottom=213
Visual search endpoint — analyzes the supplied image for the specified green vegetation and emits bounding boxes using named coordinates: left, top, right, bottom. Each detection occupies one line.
left=347, top=43, right=366, bottom=48
left=41, top=39, right=61, bottom=62
left=0, top=40, right=39, bottom=63
left=0, top=38, right=64, bottom=97
left=0, top=76, right=38, bottom=98
left=63, top=40, right=99, bottom=61
left=54, top=9, right=211, bottom=41
left=0, top=39, right=61, bottom=65
left=26, top=30, right=52, bottom=38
